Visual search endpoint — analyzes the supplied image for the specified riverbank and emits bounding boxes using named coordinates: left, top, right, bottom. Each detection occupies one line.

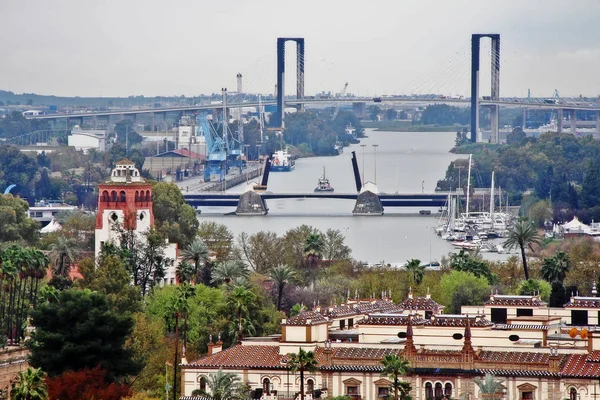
left=362, top=120, right=467, bottom=132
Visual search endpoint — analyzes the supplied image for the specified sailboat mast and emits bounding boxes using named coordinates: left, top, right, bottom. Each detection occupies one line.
left=490, top=171, right=495, bottom=217
left=466, top=154, right=472, bottom=215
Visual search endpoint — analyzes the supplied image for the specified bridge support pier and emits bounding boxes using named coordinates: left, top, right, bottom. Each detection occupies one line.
left=522, top=108, right=527, bottom=129
left=235, top=189, right=268, bottom=215
left=489, top=105, right=499, bottom=143
left=570, top=110, right=576, bottom=135
left=596, top=111, right=600, bottom=139
left=352, top=182, right=383, bottom=216
left=557, top=109, right=563, bottom=134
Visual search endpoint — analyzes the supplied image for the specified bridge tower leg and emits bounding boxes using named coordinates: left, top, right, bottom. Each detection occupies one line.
left=522, top=108, right=527, bottom=129
left=471, top=34, right=500, bottom=143
left=570, top=110, right=577, bottom=135
left=276, top=37, right=305, bottom=128
left=489, top=35, right=500, bottom=144
left=557, top=109, right=563, bottom=134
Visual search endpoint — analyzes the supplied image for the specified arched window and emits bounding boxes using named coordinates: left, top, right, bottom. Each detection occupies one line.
left=262, top=378, right=271, bottom=395
left=111, top=191, right=118, bottom=202
left=444, top=383, right=452, bottom=397
left=102, top=190, right=109, bottom=202
left=119, top=191, right=126, bottom=202
left=435, top=382, right=443, bottom=399
left=199, top=376, right=206, bottom=392
left=134, top=191, right=139, bottom=202
left=425, top=382, right=433, bottom=399
left=307, top=379, right=314, bottom=394
left=145, top=190, right=151, bottom=202
left=570, top=388, right=577, bottom=400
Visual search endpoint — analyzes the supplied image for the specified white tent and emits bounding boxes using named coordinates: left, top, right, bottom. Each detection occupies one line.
left=40, top=218, right=62, bottom=234
left=560, top=216, right=591, bottom=234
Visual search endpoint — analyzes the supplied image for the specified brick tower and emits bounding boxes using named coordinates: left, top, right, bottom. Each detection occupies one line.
left=94, top=159, right=154, bottom=258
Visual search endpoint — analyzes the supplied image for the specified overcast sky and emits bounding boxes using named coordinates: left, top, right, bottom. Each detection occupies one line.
left=1, top=0, right=599, bottom=98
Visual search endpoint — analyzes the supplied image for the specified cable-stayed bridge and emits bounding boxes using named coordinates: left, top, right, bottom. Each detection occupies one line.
left=24, top=34, right=600, bottom=142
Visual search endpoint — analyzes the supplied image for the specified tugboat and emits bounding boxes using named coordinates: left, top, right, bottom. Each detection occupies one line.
left=314, top=167, right=334, bottom=192
left=271, top=148, right=295, bottom=172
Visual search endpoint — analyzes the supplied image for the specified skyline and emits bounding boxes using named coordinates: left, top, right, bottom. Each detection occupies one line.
left=1, top=0, right=599, bottom=99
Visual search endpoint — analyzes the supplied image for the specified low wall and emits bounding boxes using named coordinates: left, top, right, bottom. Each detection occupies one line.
left=0, top=347, right=29, bottom=393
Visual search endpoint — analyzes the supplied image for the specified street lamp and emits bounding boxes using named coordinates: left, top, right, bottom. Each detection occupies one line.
left=422, top=180, right=425, bottom=194
left=372, top=144, right=379, bottom=185
left=360, top=144, right=366, bottom=185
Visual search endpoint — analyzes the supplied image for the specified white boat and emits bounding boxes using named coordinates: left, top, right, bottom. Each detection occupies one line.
left=314, top=167, right=334, bottom=192
left=271, top=148, right=295, bottom=172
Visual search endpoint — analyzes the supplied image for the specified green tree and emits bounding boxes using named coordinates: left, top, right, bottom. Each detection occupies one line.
left=268, top=264, right=298, bottom=311
left=381, top=354, right=411, bottom=400
left=503, top=220, right=542, bottom=280
left=549, top=280, right=567, bottom=307
left=152, top=182, right=199, bottom=248
left=437, top=270, right=490, bottom=314
left=0, top=194, right=40, bottom=244
left=47, top=235, right=79, bottom=278
left=28, top=289, right=140, bottom=379
left=79, top=253, right=142, bottom=314
left=175, top=261, right=194, bottom=284
left=238, top=231, right=284, bottom=274
left=368, top=105, right=381, bottom=122
left=473, top=374, right=504, bottom=400
left=582, top=159, right=600, bottom=208
left=517, top=279, right=551, bottom=302
left=198, top=222, right=234, bottom=262
left=304, top=233, right=325, bottom=285
left=322, top=229, right=351, bottom=262
left=10, top=367, right=48, bottom=400
left=205, top=369, right=242, bottom=400
left=211, top=261, right=249, bottom=286
left=450, top=250, right=494, bottom=283
left=541, top=251, right=570, bottom=283
left=288, top=349, right=318, bottom=400
left=506, top=127, right=526, bottom=144
left=0, top=145, right=39, bottom=198
left=228, top=285, right=256, bottom=342
left=182, top=238, right=210, bottom=285
left=405, top=259, right=425, bottom=285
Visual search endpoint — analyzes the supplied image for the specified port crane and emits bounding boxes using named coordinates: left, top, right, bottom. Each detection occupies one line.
left=331, top=82, right=349, bottom=120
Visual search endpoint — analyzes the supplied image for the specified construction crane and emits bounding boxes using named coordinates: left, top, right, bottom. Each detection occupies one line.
left=196, top=113, right=227, bottom=182
left=331, top=82, right=349, bottom=120
left=215, top=88, right=244, bottom=173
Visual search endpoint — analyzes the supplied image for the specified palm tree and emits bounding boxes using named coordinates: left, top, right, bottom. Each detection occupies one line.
left=304, top=233, right=325, bottom=286
left=473, top=374, right=504, bottom=399
left=268, top=264, right=298, bottom=310
left=211, top=261, right=249, bottom=286
left=405, top=259, right=425, bottom=285
left=10, top=367, right=48, bottom=400
left=541, top=251, right=570, bottom=283
left=503, top=220, right=541, bottom=280
left=288, top=349, right=318, bottom=400
left=181, top=238, right=210, bottom=285
left=227, top=285, right=256, bottom=341
left=381, top=354, right=411, bottom=400
left=206, top=369, right=242, bottom=400
left=48, top=235, right=79, bottom=278
left=176, top=261, right=194, bottom=284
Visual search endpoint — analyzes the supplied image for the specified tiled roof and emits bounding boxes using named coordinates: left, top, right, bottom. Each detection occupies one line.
left=425, top=316, right=493, bottom=327
left=478, top=351, right=553, bottom=365
left=493, top=324, right=551, bottom=330
left=325, top=305, right=356, bottom=318
left=180, top=397, right=211, bottom=400
left=187, top=345, right=285, bottom=369
left=485, top=295, right=546, bottom=307
left=320, top=365, right=384, bottom=372
left=477, top=369, right=558, bottom=377
left=357, top=315, right=427, bottom=326
left=564, top=297, right=600, bottom=308
left=321, top=300, right=405, bottom=319
left=400, top=297, right=444, bottom=311
left=330, top=347, right=400, bottom=360
left=561, top=354, right=600, bottom=377
left=284, top=311, right=328, bottom=326
left=585, top=351, right=600, bottom=362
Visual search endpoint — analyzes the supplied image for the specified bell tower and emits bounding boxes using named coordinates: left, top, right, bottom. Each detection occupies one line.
left=94, top=159, right=154, bottom=259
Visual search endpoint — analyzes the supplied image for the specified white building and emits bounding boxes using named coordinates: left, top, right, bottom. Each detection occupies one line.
left=68, top=125, right=106, bottom=153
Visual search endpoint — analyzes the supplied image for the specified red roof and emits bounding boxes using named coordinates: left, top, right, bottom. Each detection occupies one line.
left=284, top=311, right=328, bottom=326
left=187, top=345, right=285, bottom=369
left=172, top=148, right=206, bottom=159
left=400, top=296, right=444, bottom=311
left=485, top=295, right=546, bottom=307
left=561, top=353, right=600, bottom=377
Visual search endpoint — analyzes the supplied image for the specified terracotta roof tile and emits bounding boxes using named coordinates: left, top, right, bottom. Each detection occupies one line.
left=187, top=345, right=285, bottom=369
left=561, top=354, right=600, bottom=377
left=284, top=311, right=328, bottom=326
left=400, top=297, right=444, bottom=311
left=585, top=351, right=600, bottom=362
left=485, top=295, right=546, bottom=307
left=357, top=315, right=427, bottom=326
left=425, top=316, right=493, bottom=327
left=478, top=351, right=553, bottom=365
left=564, top=297, right=600, bottom=308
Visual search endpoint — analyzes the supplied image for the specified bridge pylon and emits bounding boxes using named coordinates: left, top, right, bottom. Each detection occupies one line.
left=275, top=37, right=305, bottom=128
left=235, top=185, right=268, bottom=215
left=352, top=182, right=383, bottom=216
left=471, top=34, right=500, bottom=143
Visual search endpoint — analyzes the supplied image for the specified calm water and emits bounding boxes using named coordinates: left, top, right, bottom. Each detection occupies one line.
left=195, top=129, right=512, bottom=264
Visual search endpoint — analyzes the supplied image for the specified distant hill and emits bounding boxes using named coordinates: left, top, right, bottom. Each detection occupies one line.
left=0, top=89, right=147, bottom=107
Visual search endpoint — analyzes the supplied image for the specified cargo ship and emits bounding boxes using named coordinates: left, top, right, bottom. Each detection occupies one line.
left=271, top=148, right=295, bottom=172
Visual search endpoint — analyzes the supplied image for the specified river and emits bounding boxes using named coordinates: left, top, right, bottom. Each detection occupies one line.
left=194, top=129, right=513, bottom=265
